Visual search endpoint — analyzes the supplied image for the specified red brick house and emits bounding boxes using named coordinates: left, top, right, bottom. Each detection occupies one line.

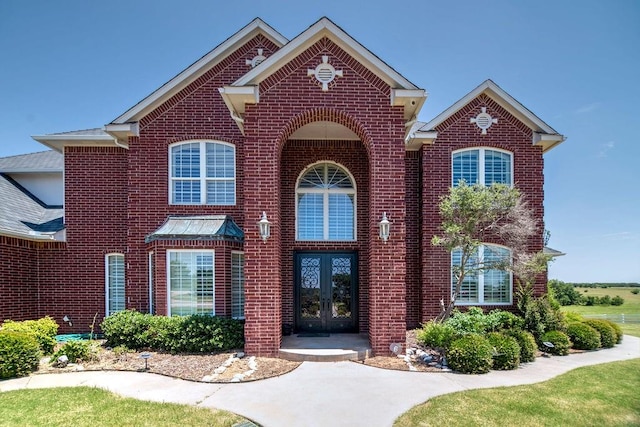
left=0, top=17, right=564, bottom=356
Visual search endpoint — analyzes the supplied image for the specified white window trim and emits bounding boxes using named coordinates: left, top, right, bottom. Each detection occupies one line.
left=105, top=253, right=125, bottom=316
left=166, top=249, right=215, bottom=316
left=231, top=251, right=245, bottom=320
left=453, top=244, right=513, bottom=306
left=148, top=251, right=154, bottom=314
left=295, top=161, right=357, bottom=242
left=452, top=147, right=514, bottom=187
left=169, top=140, right=236, bottom=206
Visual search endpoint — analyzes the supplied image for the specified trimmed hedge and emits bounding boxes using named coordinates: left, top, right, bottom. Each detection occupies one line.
left=506, top=329, right=537, bottom=363
left=539, top=330, right=571, bottom=355
left=446, top=334, right=493, bottom=374
left=487, top=332, right=520, bottom=370
left=603, top=320, right=623, bottom=344
left=566, top=322, right=601, bottom=350
left=0, top=330, right=41, bottom=379
left=583, top=319, right=616, bottom=348
left=416, top=321, right=457, bottom=349
left=1, top=317, right=58, bottom=354
left=101, top=310, right=244, bottom=353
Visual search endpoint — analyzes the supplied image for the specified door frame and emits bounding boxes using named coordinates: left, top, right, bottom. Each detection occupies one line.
left=294, top=251, right=358, bottom=333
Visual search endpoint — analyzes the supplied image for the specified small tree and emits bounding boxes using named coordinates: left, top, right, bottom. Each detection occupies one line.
left=432, top=181, right=548, bottom=321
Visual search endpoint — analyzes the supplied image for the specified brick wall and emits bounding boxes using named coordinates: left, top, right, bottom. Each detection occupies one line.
left=405, top=150, right=422, bottom=328
left=0, top=236, right=38, bottom=321
left=421, top=94, right=546, bottom=321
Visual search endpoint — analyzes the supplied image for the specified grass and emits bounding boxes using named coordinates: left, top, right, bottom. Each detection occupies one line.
left=395, top=358, right=640, bottom=427
left=561, top=287, right=640, bottom=337
left=0, top=387, right=246, bottom=427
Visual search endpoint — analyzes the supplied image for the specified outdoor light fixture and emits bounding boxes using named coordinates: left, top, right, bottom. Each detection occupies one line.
left=140, top=352, right=152, bottom=370
left=62, top=315, right=73, bottom=327
left=258, top=211, right=271, bottom=242
left=379, top=212, right=390, bottom=243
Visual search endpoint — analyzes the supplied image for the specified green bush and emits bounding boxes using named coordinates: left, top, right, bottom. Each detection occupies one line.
left=583, top=319, right=616, bottom=348
left=0, top=330, right=41, bottom=379
left=1, top=317, right=58, bottom=354
left=519, top=294, right=567, bottom=340
left=611, top=296, right=624, bottom=306
left=564, top=311, right=584, bottom=323
left=51, top=340, right=98, bottom=364
left=484, top=310, right=524, bottom=332
left=631, top=289, right=639, bottom=295
left=416, top=321, right=457, bottom=349
left=506, top=329, right=537, bottom=363
left=487, top=332, right=520, bottom=370
left=566, top=322, right=601, bottom=350
left=603, top=320, right=623, bottom=344
left=446, top=334, right=494, bottom=374
left=548, top=280, right=583, bottom=306
left=539, top=330, right=571, bottom=355
left=101, top=311, right=244, bottom=353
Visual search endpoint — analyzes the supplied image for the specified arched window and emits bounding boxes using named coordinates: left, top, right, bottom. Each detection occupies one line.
left=452, top=148, right=512, bottom=187
left=170, top=141, right=235, bottom=205
left=296, top=162, right=356, bottom=241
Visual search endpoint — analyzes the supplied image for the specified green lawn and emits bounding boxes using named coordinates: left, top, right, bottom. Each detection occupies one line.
left=0, top=387, right=246, bottom=427
left=395, top=358, right=640, bottom=427
left=561, top=287, right=640, bottom=337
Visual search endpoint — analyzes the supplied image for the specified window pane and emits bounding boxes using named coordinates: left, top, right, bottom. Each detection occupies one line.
left=329, top=193, right=354, bottom=240
left=326, top=165, right=353, bottom=189
left=298, top=193, right=324, bottom=240
left=485, top=150, right=512, bottom=185
left=173, top=180, right=201, bottom=204
left=107, top=255, right=125, bottom=314
left=169, top=251, right=214, bottom=316
left=206, top=143, right=235, bottom=178
left=231, top=253, right=245, bottom=319
left=206, top=180, right=235, bottom=205
left=452, top=249, right=479, bottom=303
left=483, top=246, right=511, bottom=303
left=299, top=165, right=325, bottom=188
left=453, top=150, right=479, bottom=186
left=172, top=143, right=200, bottom=178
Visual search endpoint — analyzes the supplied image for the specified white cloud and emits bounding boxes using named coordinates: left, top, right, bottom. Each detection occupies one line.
left=600, top=231, right=637, bottom=241
left=597, top=140, right=615, bottom=157
left=574, top=102, right=600, bottom=114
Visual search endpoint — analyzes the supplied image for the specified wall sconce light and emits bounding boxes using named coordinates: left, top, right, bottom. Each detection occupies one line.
left=62, top=315, right=73, bottom=327
left=379, top=212, right=390, bottom=243
left=258, top=211, right=271, bottom=242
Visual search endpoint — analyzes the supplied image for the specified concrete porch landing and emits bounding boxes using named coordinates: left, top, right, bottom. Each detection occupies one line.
left=279, top=333, right=372, bottom=362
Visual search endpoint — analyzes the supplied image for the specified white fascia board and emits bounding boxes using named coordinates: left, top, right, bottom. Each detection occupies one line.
left=104, top=122, right=139, bottom=143
left=422, top=80, right=560, bottom=135
left=0, top=227, right=64, bottom=242
left=234, top=17, right=419, bottom=90
left=218, top=86, right=259, bottom=115
left=112, top=18, right=287, bottom=124
left=534, top=132, right=566, bottom=153
left=405, top=130, right=438, bottom=151
left=32, top=134, right=119, bottom=153
left=391, top=88, right=428, bottom=121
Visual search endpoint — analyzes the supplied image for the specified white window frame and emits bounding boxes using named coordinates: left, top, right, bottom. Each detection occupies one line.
left=105, top=253, right=125, bottom=316
left=169, top=140, right=236, bottom=205
left=148, top=251, right=154, bottom=314
left=231, top=251, right=245, bottom=320
left=166, top=249, right=215, bottom=316
left=295, top=161, right=357, bottom=241
left=452, top=244, right=513, bottom=306
left=452, top=147, right=513, bottom=187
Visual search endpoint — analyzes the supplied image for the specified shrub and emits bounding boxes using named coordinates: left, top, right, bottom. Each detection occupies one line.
left=631, top=289, right=639, bottom=295
left=611, top=296, right=624, bottom=306
left=583, top=319, right=616, bottom=348
left=0, top=330, right=41, bottom=379
left=1, top=317, right=58, bottom=354
left=445, top=307, right=487, bottom=335
left=101, top=311, right=244, bottom=353
left=484, top=310, right=524, bottom=332
left=446, top=334, right=493, bottom=374
left=598, top=295, right=612, bottom=306
left=416, top=321, right=457, bottom=349
left=487, top=332, right=520, bottom=370
left=506, top=329, right=537, bottom=363
left=539, top=330, right=571, bottom=355
left=566, top=322, right=601, bottom=350
left=604, top=320, right=623, bottom=344
left=519, top=295, right=567, bottom=339
left=563, top=311, right=584, bottom=323
left=51, top=340, right=99, bottom=363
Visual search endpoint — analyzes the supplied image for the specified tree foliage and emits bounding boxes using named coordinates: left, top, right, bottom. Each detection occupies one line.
left=432, top=182, right=549, bottom=320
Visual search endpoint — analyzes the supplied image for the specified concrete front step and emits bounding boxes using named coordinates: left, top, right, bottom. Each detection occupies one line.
left=278, top=333, right=372, bottom=362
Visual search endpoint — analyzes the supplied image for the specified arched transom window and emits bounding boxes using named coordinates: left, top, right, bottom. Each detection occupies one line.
left=296, top=162, right=356, bottom=241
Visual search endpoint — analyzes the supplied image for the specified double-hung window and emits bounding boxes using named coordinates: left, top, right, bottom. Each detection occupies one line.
left=170, top=141, right=235, bottom=205
left=105, top=254, right=125, bottom=316
left=452, top=148, right=512, bottom=187
left=296, top=162, right=356, bottom=241
left=452, top=244, right=512, bottom=305
left=167, top=250, right=214, bottom=316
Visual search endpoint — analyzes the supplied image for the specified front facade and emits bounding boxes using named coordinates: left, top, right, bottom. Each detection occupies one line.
left=0, top=18, right=564, bottom=356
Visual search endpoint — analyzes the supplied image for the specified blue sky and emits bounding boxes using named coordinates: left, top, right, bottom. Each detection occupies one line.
left=1, top=0, right=638, bottom=283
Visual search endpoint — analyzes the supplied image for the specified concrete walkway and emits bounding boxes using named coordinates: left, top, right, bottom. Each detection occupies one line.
left=2, top=336, right=638, bottom=427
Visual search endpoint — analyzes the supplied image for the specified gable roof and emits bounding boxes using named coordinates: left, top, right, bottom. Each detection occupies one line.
left=0, top=173, right=64, bottom=241
left=220, top=17, right=427, bottom=134
left=0, top=150, right=63, bottom=172
left=412, top=79, right=565, bottom=152
left=32, top=128, right=119, bottom=153
left=111, top=18, right=288, bottom=125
